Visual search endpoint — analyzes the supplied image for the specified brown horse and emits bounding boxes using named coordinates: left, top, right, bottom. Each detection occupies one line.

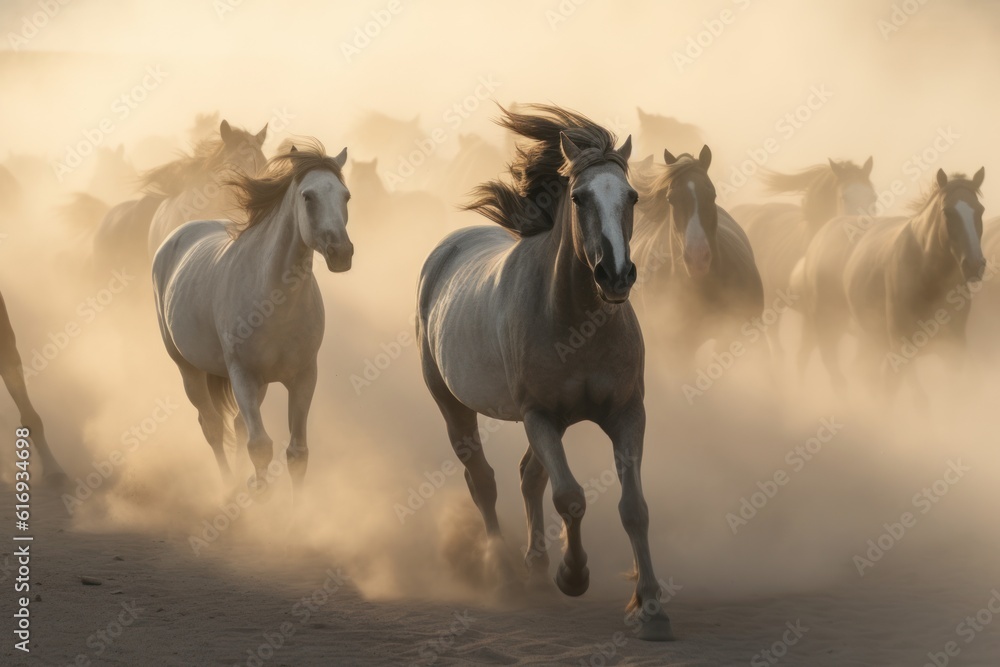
left=632, top=147, right=764, bottom=375
left=734, top=158, right=876, bottom=297
left=0, top=293, right=65, bottom=483
left=797, top=168, right=986, bottom=397
left=417, top=104, right=671, bottom=640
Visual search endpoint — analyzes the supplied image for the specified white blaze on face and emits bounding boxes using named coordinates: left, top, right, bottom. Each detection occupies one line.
left=954, top=200, right=978, bottom=245
left=589, top=172, right=628, bottom=273
left=684, top=181, right=707, bottom=250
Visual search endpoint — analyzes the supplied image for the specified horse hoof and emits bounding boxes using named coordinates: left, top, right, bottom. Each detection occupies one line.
left=247, top=475, right=271, bottom=501
left=555, top=562, right=589, bottom=597
left=636, top=614, right=675, bottom=642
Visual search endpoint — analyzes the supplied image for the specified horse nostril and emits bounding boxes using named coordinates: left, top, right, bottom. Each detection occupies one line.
left=594, top=262, right=610, bottom=285
left=624, top=262, right=637, bottom=287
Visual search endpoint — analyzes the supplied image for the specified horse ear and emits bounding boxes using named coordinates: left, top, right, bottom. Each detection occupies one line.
left=617, top=135, right=632, bottom=162
left=637, top=107, right=648, bottom=120
left=699, top=145, right=712, bottom=170
left=936, top=169, right=948, bottom=189
left=220, top=120, right=233, bottom=143
left=371, top=157, right=378, bottom=169
left=973, top=167, right=985, bottom=189
left=255, top=124, right=268, bottom=144
left=559, top=132, right=582, bottom=162
left=333, top=147, right=348, bottom=169
left=862, top=156, right=873, bottom=177
left=289, top=145, right=298, bottom=153
left=663, top=149, right=678, bottom=165
left=828, top=158, right=843, bottom=178
left=638, top=154, right=654, bottom=168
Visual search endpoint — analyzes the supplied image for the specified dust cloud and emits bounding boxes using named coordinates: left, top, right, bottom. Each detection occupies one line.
left=1, top=0, right=998, bottom=613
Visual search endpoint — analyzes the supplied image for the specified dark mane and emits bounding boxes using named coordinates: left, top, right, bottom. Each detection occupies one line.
left=140, top=137, right=231, bottom=197
left=226, top=139, right=344, bottom=239
left=464, top=104, right=627, bottom=236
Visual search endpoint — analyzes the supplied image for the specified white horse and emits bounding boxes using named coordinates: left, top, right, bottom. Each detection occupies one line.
left=152, top=142, right=351, bottom=497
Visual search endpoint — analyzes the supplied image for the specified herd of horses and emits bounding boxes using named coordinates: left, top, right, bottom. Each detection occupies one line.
left=2, top=104, right=993, bottom=641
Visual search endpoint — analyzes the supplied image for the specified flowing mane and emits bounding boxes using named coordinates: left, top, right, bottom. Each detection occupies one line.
left=464, top=104, right=627, bottom=236
left=907, top=172, right=979, bottom=214
left=634, top=154, right=704, bottom=224
left=142, top=137, right=241, bottom=198
left=226, top=139, right=345, bottom=239
left=761, top=160, right=871, bottom=224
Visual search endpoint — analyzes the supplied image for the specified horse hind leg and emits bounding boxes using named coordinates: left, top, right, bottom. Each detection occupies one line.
left=177, top=365, right=233, bottom=484
left=0, top=352, right=66, bottom=484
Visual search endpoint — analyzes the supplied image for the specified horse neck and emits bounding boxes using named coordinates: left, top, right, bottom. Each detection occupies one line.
left=237, top=188, right=313, bottom=289
left=907, top=200, right=955, bottom=278
left=546, top=194, right=611, bottom=319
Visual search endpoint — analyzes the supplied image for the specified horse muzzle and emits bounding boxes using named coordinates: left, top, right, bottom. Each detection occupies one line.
left=594, top=259, right=637, bottom=303
left=962, top=255, right=987, bottom=283
left=324, top=241, right=354, bottom=273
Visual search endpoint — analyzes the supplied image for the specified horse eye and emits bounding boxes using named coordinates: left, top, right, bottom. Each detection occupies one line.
left=571, top=194, right=581, bottom=205
left=628, top=190, right=639, bottom=202
left=302, top=191, right=313, bottom=202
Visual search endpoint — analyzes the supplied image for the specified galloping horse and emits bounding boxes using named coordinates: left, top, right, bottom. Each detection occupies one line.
left=417, top=105, right=671, bottom=640
left=733, top=159, right=875, bottom=294
left=153, top=141, right=351, bottom=498
left=0, top=292, right=65, bottom=483
left=632, top=147, right=763, bottom=374
left=798, top=168, right=986, bottom=396
left=146, top=120, right=267, bottom=257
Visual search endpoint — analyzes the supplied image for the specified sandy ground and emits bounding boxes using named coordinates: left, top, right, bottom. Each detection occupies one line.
left=0, top=483, right=996, bottom=667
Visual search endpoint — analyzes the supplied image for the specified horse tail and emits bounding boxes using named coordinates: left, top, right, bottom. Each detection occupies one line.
left=206, top=374, right=239, bottom=446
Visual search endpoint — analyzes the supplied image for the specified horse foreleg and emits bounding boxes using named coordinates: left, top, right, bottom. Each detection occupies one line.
left=229, top=365, right=271, bottom=495
left=523, top=411, right=588, bottom=597
left=284, top=363, right=317, bottom=500
left=0, top=358, right=65, bottom=482
left=518, top=447, right=550, bottom=583
left=602, top=400, right=672, bottom=642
